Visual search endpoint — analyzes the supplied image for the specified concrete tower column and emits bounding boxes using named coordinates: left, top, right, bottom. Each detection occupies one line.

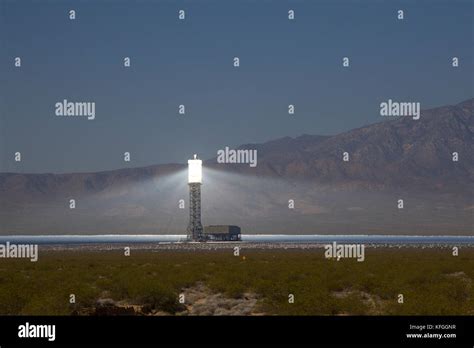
left=187, top=154, right=204, bottom=241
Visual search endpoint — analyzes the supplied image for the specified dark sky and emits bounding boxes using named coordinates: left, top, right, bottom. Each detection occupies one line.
left=1, top=0, right=472, bottom=173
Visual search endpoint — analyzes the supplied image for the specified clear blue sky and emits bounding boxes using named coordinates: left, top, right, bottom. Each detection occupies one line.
left=1, top=0, right=472, bottom=173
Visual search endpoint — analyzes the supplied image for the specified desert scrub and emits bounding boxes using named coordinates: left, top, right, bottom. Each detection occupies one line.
left=0, top=248, right=472, bottom=315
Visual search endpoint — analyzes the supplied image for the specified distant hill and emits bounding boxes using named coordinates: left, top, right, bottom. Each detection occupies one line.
left=1, top=99, right=472, bottom=235
left=208, top=98, right=473, bottom=192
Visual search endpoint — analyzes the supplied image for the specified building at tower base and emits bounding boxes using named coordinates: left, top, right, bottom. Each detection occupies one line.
left=203, top=225, right=241, bottom=241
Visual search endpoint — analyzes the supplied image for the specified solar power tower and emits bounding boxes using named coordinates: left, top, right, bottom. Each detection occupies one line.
left=187, top=154, right=204, bottom=241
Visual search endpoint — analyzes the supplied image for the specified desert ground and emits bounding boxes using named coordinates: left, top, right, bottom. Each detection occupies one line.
left=0, top=245, right=473, bottom=316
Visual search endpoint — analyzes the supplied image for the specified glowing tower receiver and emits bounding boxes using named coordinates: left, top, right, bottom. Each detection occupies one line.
left=188, top=154, right=202, bottom=184
left=187, top=154, right=204, bottom=241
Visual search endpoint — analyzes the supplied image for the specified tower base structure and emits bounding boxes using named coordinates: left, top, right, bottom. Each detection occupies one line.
left=187, top=182, right=204, bottom=241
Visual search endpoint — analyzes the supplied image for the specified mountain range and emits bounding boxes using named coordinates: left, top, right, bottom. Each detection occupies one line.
left=1, top=98, right=472, bottom=235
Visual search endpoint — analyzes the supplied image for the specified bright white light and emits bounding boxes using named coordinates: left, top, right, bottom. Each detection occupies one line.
left=188, top=155, right=202, bottom=183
